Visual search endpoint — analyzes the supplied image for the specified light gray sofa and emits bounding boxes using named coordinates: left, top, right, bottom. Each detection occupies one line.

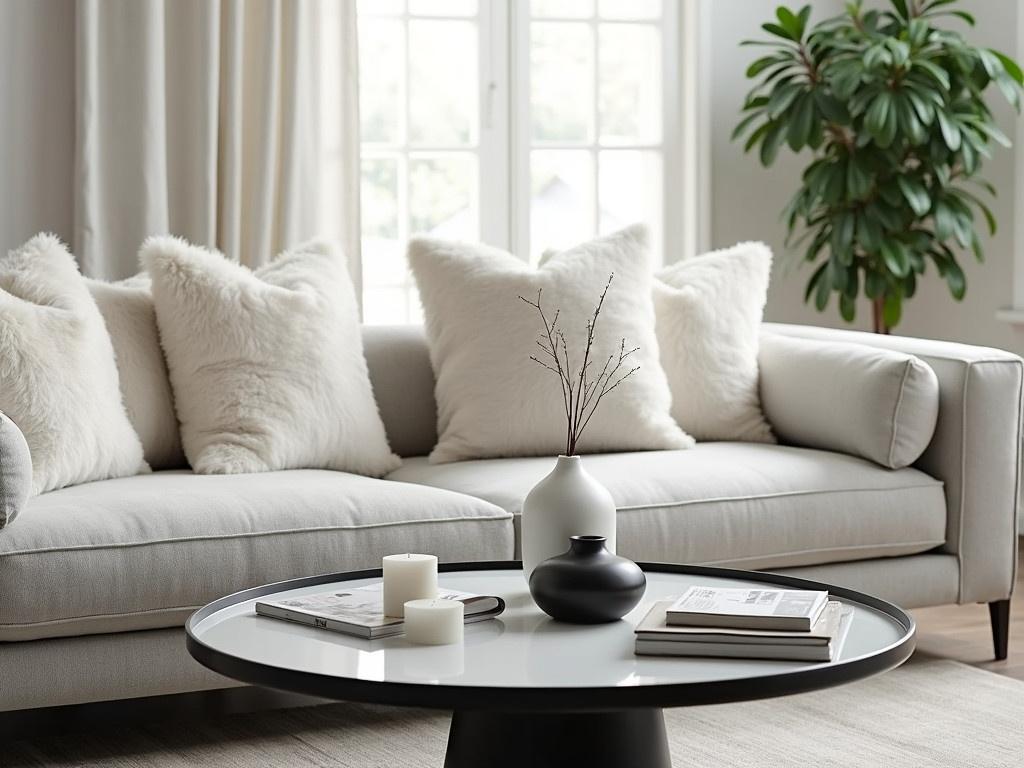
left=0, top=322, right=1020, bottom=712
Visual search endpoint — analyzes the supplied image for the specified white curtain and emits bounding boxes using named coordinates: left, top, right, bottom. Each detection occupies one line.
left=74, top=0, right=361, bottom=288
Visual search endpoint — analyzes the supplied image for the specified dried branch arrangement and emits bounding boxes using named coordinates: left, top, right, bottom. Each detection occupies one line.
left=519, top=273, right=639, bottom=456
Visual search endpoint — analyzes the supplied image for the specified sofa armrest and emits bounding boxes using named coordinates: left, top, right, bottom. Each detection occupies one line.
left=0, top=411, right=32, bottom=529
left=762, top=322, right=1022, bottom=604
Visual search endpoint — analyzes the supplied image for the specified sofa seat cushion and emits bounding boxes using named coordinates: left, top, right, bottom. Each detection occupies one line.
left=388, top=443, right=946, bottom=570
left=0, top=471, right=513, bottom=642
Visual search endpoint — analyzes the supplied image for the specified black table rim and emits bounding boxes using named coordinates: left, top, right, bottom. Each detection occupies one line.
left=185, top=561, right=916, bottom=712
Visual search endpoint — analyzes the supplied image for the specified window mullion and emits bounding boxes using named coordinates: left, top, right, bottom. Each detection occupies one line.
left=478, top=0, right=512, bottom=252
left=510, top=1, right=532, bottom=261
left=591, top=13, right=600, bottom=239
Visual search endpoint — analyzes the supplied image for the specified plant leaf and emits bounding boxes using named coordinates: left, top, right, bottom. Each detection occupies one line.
left=760, top=120, right=788, bottom=165
left=944, top=258, right=966, bottom=299
left=766, top=82, right=802, bottom=118
left=776, top=6, right=803, bottom=40
left=787, top=93, right=816, bottom=150
left=914, top=58, right=951, bottom=90
left=865, top=270, right=886, bottom=299
left=762, top=22, right=797, bottom=42
left=865, top=91, right=893, bottom=141
left=992, top=49, right=1024, bottom=85
left=839, top=293, right=857, bottom=322
left=847, top=154, right=873, bottom=199
left=897, top=175, right=932, bottom=217
left=743, top=120, right=772, bottom=152
left=936, top=110, right=962, bottom=151
left=934, top=199, right=957, bottom=240
left=805, top=261, right=829, bottom=304
left=746, top=54, right=793, bottom=78
left=815, top=262, right=832, bottom=310
left=732, top=111, right=762, bottom=141
left=883, top=292, right=903, bottom=328
left=881, top=239, right=911, bottom=277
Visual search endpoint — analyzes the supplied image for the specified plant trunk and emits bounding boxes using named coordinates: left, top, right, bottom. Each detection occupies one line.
left=871, top=297, right=890, bottom=335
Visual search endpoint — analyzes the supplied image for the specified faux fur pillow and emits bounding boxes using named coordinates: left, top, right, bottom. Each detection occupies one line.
left=408, top=225, right=693, bottom=463
left=142, top=237, right=400, bottom=477
left=654, top=242, right=775, bottom=443
left=0, top=234, right=149, bottom=494
left=87, top=275, right=185, bottom=470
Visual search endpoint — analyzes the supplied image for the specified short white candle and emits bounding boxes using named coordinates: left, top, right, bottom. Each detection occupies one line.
left=404, top=598, right=464, bottom=645
left=382, top=554, right=438, bottom=617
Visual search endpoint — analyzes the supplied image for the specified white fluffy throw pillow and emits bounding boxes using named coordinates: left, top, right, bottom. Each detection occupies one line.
left=408, top=225, right=693, bottom=463
left=87, top=275, right=185, bottom=470
left=654, top=241, right=775, bottom=443
left=0, top=234, right=149, bottom=494
left=142, top=237, right=400, bottom=477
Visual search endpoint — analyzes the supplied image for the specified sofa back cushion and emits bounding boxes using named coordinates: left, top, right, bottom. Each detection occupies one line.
left=361, top=325, right=439, bottom=458
left=87, top=276, right=186, bottom=470
left=759, top=333, right=940, bottom=469
left=0, top=234, right=149, bottom=494
left=143, top=236, right=400, bottom=477
left=655, top=241, right=775, bottom=443
left=408, top=225, right=693, bottom=463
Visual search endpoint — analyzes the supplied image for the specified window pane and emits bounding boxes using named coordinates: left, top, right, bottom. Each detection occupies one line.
left=409, top=153, right=477, bottom=237
left=531, top=149, right=594, bottom=260
left=362, top=238, right=408, bottom=289
left=361, top=156, right=399, bottom=239
left=358, top=0, right=405, bottom=16
left=598, top=0, right=660, bottom=19
left=409, top=20, right=477, bottom=146
left=599, top=150, right=663, bottom=261
left=599, top=24, right=661, bottom=146
left=358, top=19, right=404, bottom=144
left=409, top=0, right=477, bottom=15
left=364, top=285, right=413, bottom=325
left=531, top=22, right=594, bottom=143
left=531, top=0, right=594, bottom=17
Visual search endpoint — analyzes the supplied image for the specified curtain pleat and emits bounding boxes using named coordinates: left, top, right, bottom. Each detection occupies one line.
left=73, top=0, right=361, bottom=285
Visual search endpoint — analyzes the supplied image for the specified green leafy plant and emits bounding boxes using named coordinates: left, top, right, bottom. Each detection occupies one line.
left=735, top=0, right=1023, bottom=332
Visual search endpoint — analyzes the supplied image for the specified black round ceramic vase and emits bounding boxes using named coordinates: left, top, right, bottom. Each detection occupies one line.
left=528, top=535, right=647, bottom=623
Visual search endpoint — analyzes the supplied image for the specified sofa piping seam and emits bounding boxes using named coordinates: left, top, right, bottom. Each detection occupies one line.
left=610, top=482, right=944, bottom=512
left=698, top=538, right=945, bottom=565
left=956, top=362, right=969, bottom=601
left=0, top=513, right=514, bottom=558
left=0, top=605, right=202, bottom=629
left=887, top=360, right=913, bottom=468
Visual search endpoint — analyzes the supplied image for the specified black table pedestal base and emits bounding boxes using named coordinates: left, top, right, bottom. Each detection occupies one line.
left=444, top=708, right=672, bottom=768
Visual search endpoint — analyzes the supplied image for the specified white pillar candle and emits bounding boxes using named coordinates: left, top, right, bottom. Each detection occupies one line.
left=382, top=553, right=438, bottom=617
left=404, top=598, right=464, bottom=645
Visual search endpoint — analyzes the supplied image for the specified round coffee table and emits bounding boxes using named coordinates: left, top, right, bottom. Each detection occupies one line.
left=186, top=562, right=914, bottom=768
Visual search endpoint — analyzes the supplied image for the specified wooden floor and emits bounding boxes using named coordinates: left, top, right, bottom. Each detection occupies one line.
left=910, top=546, right=1024, bottom=680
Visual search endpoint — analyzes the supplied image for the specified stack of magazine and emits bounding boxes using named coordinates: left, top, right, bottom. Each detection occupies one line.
left=634, top=586, right=853, bottom=662
left=255, top=584, right=505, bottom=639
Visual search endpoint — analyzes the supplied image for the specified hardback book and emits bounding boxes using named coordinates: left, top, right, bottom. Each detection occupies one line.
left=255, top=584, right=505, bottom=639
left=666, top=586, right=829, bottom=631
left=635, top=600, right=852, bottom=662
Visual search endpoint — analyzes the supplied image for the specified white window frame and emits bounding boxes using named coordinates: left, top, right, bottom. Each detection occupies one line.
left=357, top=0, right=707, bottom=321
left=508, top=1, right=691, bottom=263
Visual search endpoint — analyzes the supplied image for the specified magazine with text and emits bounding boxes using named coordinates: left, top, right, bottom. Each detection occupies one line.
left=666, top=586, right=829, bottom=631
left=255, top=584, right=505, bottom=639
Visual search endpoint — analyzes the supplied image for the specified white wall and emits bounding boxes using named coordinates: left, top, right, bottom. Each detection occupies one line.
left=707, top=0, right=1024, bottom=355
left=0, top=0, right=75, bottom=252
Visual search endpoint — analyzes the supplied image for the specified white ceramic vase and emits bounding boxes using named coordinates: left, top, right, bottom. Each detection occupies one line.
left=521, top=455, right=617, bottom=581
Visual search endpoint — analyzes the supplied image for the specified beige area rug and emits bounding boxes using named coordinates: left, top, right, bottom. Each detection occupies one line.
left=8, top=660, right=1024, bottom=767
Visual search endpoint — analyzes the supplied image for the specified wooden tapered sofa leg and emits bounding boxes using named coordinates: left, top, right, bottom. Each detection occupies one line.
left=989, top=600, right=1010, bottom=661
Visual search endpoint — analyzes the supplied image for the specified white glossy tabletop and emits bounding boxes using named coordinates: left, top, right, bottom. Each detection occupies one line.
left=190, top=569, right=910, bottom=690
